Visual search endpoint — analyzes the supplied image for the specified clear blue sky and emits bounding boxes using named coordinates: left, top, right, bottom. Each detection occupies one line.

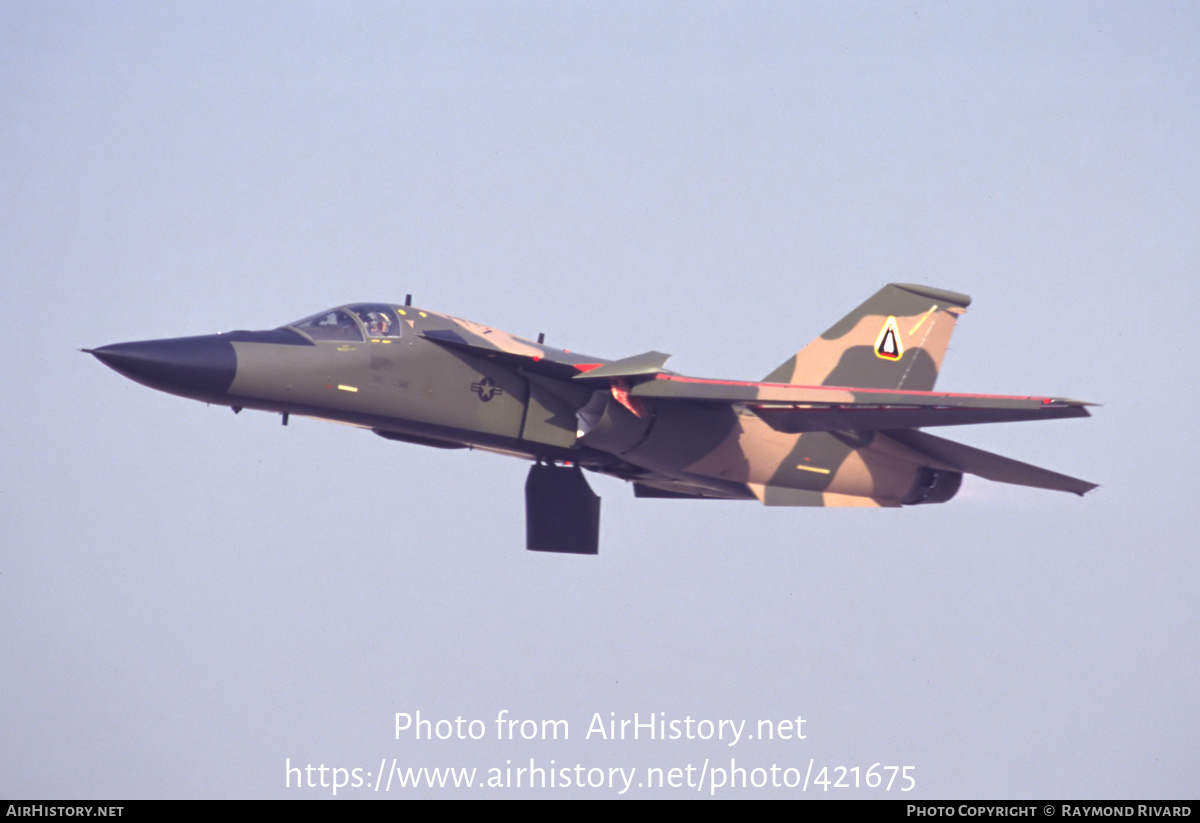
left=2, top=1, right=1197, bottom=798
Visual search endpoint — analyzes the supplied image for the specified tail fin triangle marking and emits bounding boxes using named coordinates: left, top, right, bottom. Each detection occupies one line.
left=874, top=316, right=903, bottom=361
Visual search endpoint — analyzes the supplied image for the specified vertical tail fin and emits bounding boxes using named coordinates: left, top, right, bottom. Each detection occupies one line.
left=763, top=283, right=971, bottom=391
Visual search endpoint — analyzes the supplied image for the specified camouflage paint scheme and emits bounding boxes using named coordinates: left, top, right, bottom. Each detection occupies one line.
left=89, top=284, right=1095, bottom=552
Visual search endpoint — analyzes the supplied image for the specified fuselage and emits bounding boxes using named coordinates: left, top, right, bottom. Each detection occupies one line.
left=92, top=303, right=606, bottom=462
left=90, top=286, right=1094, bottom=553
left=90, top=302, right=959, bottom=507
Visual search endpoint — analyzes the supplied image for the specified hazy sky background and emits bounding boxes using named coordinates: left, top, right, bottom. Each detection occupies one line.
left=3, top=2, right=1197, bottom=798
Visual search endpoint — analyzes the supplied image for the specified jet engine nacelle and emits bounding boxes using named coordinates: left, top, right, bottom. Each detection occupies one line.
left=901, top=468, right=963, bottom=505
left=575, top=392, right=653, bottom=455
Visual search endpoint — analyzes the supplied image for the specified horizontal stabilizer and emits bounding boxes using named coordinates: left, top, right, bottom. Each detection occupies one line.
left=886, top=429, right=1098, bottom=496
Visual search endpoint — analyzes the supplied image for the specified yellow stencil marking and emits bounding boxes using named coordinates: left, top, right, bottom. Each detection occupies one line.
left=874, top=316, right=904, bottom=361
left=908, top=305, right=937, bottom=335
left=796, top=464, right=831, bottom=475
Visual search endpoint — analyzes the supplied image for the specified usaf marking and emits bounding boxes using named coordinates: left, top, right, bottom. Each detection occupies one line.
left=471, top=376, right=503, bottom=402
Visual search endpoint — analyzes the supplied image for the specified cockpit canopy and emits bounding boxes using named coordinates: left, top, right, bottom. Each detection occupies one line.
left=286, top=303, right=403, bottom=342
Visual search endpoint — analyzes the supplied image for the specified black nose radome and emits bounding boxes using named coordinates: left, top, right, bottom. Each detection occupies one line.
left=88, top=335, right=237, bottom=400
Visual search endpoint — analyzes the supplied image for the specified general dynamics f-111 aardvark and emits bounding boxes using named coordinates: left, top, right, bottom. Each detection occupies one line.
left=89, top=284, right=1095, bottom=554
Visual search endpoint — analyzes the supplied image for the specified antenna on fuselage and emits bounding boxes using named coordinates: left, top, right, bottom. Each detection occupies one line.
left=405, top=294, right=412, bottom=306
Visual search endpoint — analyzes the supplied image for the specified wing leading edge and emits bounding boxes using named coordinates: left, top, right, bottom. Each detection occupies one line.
left=629, top=373, right=1094, bottom=433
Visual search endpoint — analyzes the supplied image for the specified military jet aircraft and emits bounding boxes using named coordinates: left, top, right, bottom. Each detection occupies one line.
left=88, top=283, right=1094, bottom=554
